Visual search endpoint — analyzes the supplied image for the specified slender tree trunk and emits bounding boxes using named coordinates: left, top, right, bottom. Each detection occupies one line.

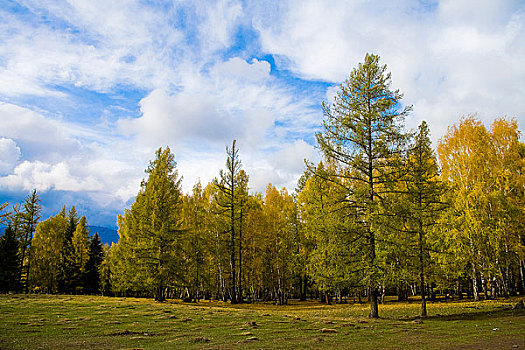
left=519, top=259, right=525, bottom=294
left=18, top=241, right=27, bottom=293
left=369, top=287, right=379, bottom=318
left=229, top=183, right=237, bottom=304
left=418, top=218, right=427, bottom=316
left=302, top=273, right=308, bottom=301
left=367, top=105, right=379, bottom=319
left=215, top=230, right=226, bottom=301
left=481, top=271, right=489, bottom=300
left=238, top=203, right=244, bottom=302
left=472, top=264, right=480, bottom=301
left=468, top=233, right=480, bottom=301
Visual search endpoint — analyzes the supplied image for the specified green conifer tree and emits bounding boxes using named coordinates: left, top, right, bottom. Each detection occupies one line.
left=0, top=225, right=20, bottom=292
left=84, top=233, right=104, bottom=294
left=115, top=147, right=184, bottom=301
left=316, top=53, right=411, bottom=317
left=404, top=121, right=447, bottom=316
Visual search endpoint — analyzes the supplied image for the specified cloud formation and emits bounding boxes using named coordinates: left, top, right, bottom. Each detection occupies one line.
left=252, top=0, right=525, bottom=140
left=0, top=0, right=523, bottom=226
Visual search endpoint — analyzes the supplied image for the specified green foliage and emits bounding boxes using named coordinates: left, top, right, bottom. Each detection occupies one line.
left=17, top=189, right=41, bottom=293
left=299, top=162, right=362, bottom=301
left=5, top=57, right=523, bottom=306
left=0, top=226, right=20, bottom=292
left=30, top=213, right=68, bottom=293
left=401, top=121, right=447, bottom=315
left=212, top=140, right=249, bottom=303
left=84, top=232, right=104, bottom=294
left=438, top=117, right=525, bottom=300
left=113, top=147, right=184, bottom=301
left=315, top=53, right=410, bottom=316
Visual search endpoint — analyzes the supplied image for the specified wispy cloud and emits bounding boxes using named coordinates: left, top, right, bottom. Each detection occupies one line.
left=0, top=0, right=523, bottom=226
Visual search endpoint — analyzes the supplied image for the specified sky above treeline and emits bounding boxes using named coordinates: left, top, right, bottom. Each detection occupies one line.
left=0, top=0, right=524, bottom=228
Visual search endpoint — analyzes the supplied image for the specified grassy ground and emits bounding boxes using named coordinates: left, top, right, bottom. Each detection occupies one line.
left=0, top=294, right=523, bottom=349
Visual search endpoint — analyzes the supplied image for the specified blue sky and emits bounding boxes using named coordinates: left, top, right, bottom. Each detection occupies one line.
left=0, top=0, right=524, bottom=228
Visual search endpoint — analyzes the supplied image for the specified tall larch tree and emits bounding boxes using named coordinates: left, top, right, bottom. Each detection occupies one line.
left=58, top=206, right=79, bottom=293
left=116, top=147, right=184, bottom=301
left=403, top=121, right=447, bottom=316
left=316, top=53, right=411, bottom=317
left=18, top=189, right=41, bottom=293
left=213, top=140, right=247, bottom=303
left=71, top=216, right=90, bottom=292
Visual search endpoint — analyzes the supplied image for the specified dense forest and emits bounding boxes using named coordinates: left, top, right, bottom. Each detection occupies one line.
left=1, top=54, right=523, bottom=318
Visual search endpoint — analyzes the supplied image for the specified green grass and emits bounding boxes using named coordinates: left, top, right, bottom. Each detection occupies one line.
left=0, top=294, right=523, bottom=349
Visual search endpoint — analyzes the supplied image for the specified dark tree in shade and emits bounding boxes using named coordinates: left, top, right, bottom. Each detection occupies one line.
left=0, top=226, right=20, bottom=292
left=84, top=233, right=104, bottom=294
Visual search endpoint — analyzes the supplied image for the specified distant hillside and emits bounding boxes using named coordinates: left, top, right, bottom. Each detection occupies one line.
left=88, top=226, right=119, bottom=244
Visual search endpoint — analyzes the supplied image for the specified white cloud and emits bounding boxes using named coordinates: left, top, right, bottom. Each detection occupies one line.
left=0, top=161, right=101, bottom=192
left=118, top=88, right=237, bottom=148
left=116, top=56, right=320, bottom=193
left=0, top=0, right=185, bottom=95
left=213, top=57, right=271, bottom=82
left=252, top=0, right=525, bottom=143
left=0, top=138, right=21, bottom=175
left=0, top=102, right=81, bottom=162
left=198, top=0, right=243, bottom=53
left=273, top=139, right=318, bottom=175
left=2, top=0, right=523, bottom=227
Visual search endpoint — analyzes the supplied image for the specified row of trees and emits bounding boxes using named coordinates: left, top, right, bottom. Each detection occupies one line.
left=1, top=54, right=523, bottom=319
left=0, top=198, right=104, bottom=295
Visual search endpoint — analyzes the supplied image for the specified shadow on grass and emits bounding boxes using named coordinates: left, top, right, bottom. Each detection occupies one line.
left=410, top=308, right=525, bottom=322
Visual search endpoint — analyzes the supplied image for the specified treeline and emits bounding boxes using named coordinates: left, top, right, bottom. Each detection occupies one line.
left=0, top=197, right=105, bottom=295
left=0, top=54, right=523, bottom=318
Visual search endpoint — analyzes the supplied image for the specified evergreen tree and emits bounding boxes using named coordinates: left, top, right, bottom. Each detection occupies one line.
left=18, top=189, right=41, bottom=293
left=84, top=233, right=104, bottom=294
left=0, top=225, right=20, bottom=292
left=115, top=147, right=184, bottom=301
left=316, top=53, right=410, bottom=317
left=57, top=206, right=79, bottom=293
left=71, top=216, right=90, bottom=293
left=403, top=121, right=447, bottom=316
left=0, top=202, right=9, bottom=225
left=299, top=162, right=360, bottom=304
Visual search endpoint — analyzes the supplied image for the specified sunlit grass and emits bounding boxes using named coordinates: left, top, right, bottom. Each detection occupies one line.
left=0, top=294, right=523, bottom=349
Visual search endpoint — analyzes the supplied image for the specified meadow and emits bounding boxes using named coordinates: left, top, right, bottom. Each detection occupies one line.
left=0, top=294, right=524, bottom=349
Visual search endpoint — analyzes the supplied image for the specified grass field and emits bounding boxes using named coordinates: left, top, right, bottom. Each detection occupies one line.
left=0, top=294, right=523, bottom=349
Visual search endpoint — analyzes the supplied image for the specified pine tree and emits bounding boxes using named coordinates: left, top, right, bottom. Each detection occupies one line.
left=299, top=162, right=360, bottom=304
left=316, top=53, right=410, bottom=317
left=84, top=233, right=104, bottom=294
left=0, top=225, right=20, bottom=292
